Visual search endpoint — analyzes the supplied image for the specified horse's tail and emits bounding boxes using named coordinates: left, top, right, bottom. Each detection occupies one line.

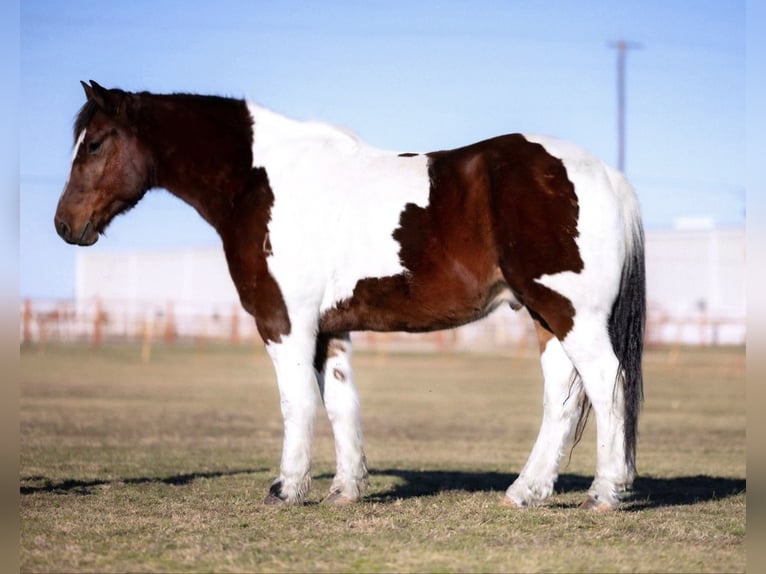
left=606, top=167, right=646, bottom=476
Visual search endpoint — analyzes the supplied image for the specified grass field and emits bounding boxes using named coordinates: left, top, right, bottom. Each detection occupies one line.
left=20, top=342, right=745, bottom=573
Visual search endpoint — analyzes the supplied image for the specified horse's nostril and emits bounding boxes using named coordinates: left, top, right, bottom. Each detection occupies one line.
left=56, top=218, right=71, bottom=240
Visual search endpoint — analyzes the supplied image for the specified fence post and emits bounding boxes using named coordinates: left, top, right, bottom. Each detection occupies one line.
left=22, top=299, right=33, bottom=346
left=230, top=304, right=240, bottom=345
left=91, top=298, right=103, bottom=349
left=141, top=316, right=153, bottom=364
left=163, top=301, right=176, bottom=345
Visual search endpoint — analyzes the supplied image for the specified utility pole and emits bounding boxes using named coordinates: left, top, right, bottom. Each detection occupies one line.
left=609, top=40, right=641, bottom=173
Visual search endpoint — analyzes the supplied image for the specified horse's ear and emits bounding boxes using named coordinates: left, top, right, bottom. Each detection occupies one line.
left=82, top=80, right=131, bottom=119
left=80, top=80, right=94, bottom=101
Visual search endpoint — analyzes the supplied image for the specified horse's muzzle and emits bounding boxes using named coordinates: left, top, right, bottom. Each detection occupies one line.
left=55, top=216, right=98, bottom=246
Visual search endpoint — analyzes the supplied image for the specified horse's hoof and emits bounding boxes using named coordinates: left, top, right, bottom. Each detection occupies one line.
left=322, top=491, right=358, bottom=505
left=263, top=493, right=287, bottom=505
left=264, top=481, right=290, bottom=505
left=579, top=495, right=616, bottom=512
left=499, top=496, right=524, bottom=508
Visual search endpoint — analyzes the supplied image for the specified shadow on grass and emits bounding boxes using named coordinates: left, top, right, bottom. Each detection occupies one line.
left=21, top=467, right=745, bottom=510
left=360, top=469, right=745, bottom=509
left=20, top=468, right=267, bottom=496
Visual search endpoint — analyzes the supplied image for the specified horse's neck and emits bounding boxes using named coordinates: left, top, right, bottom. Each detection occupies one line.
left=145, top=95, right=255, bottom=228
left=146, top=97, right=362, bottom=231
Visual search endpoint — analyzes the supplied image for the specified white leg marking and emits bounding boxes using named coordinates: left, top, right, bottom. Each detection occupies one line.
left=265, top=326, right=321, bottom=504
left=516, top=138, right=632, bottom=509
left=318, top=335, right=368, bottom=503
left=505, top=337, right=582, bottom=507
left=561, top=316, right=631, bottom=510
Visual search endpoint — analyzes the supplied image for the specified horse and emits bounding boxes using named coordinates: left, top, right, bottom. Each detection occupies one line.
left=55, top=81, right=645, bottom=511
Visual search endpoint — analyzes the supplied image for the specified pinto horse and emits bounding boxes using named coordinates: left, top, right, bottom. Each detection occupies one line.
left=55, top=81, right=645, bottom=510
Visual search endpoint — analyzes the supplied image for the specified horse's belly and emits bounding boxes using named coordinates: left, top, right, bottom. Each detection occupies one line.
left=318, top=268, right=516, bottom=334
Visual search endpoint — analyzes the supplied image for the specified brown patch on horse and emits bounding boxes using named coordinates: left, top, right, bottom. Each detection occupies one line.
left=313, top=333, right=351, bottom=372
left=319, top=134, right=582, bottom=339
left=332, top=368, right=346, bottom=382
left=327, top=337, right=349, bottom=358
left=484, top=134, right=584, bottom=339
left=220, top=166, right=291, bottom=343
left=320, top=145, right=506, bottom=333
left=533, top=318, right=556, bottom=354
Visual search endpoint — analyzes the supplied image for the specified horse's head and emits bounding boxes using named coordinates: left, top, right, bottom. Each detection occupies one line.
left=54, top=81, right=153, bottom=246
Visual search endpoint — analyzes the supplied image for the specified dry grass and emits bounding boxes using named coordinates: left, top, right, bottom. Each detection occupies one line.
left=20, top=343, right=745, bottom=572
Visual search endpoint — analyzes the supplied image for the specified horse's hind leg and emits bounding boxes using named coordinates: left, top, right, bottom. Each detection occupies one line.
left=316, top=333, right=368, bottom=504
left=559, top=315, right=632, bottom=510
left=503, top=320, right=583, bottom=507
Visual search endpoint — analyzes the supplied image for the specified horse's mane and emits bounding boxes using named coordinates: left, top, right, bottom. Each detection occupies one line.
left=73, top=99, right=99, bottom=143
left=72, top=91, right=250, bottom=145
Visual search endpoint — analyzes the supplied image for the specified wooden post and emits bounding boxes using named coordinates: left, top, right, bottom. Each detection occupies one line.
left=22, top=299, right=33, bottom=346
left=230, top=305, right=240, bottom=345
left=91, top=298, right=103, bottom=349
left=141, top=316, right=153, bottom=364
left=194, top=315, right=207, bottom=355
left=163, top=301, right=176, bottom=345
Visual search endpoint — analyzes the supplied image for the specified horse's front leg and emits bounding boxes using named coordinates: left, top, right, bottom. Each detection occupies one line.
left=264, top=326, right=321, bottom=505
left=316, top=333, right=368, bottom=504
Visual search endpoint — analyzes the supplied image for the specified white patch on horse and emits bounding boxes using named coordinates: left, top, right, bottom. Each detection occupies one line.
left=60, top=129, right=87, bottom=200
left=264, top=324, right=322, bottom=503
left=249, top=104, right=431, bottom=317
left=505, top=336, right=581, bottom=506
left=523, top=134, right=624, bottom=316
left=72, top=129, right=87, bottom=163
left=320, top=336, right=368, bottom=501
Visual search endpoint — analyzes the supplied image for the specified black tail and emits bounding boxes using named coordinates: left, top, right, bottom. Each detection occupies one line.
left=608, top=219, right=646, bottom=476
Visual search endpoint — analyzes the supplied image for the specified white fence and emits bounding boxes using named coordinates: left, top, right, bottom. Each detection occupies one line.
left=22, top=225, right=742, bottom=351
left=21, top=225, right=746, bottom=350
left=21, top=297, right=745, bottom=352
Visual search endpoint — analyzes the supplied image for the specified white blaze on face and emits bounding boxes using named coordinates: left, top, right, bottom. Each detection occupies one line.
left=248, top=103, right=431, bottom=316
left=72, top=129, right=87, bottom=164
left=61, top=129, right=87, bottom=199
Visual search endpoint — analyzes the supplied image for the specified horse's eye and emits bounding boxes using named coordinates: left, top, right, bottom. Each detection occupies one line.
left=87, top=140, right=102, bottom=154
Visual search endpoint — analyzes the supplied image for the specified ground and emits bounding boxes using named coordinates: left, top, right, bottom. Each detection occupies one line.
left=20, top=343, right=745, bottom=573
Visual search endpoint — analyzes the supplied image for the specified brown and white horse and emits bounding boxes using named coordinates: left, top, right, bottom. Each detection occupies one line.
left=55, top=81, right=645, bottom=510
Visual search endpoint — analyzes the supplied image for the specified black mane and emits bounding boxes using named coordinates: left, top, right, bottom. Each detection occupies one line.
left=72, top=91, right=247, bottom=145
left=73, top=99, right=99, bottom=143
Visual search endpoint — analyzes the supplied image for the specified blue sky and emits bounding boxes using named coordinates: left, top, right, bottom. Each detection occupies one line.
left=19, top=0, right=746, bottom=299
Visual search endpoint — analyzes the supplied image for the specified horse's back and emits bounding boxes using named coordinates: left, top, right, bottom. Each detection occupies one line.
left=261, top=126, right=635, bottom=337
